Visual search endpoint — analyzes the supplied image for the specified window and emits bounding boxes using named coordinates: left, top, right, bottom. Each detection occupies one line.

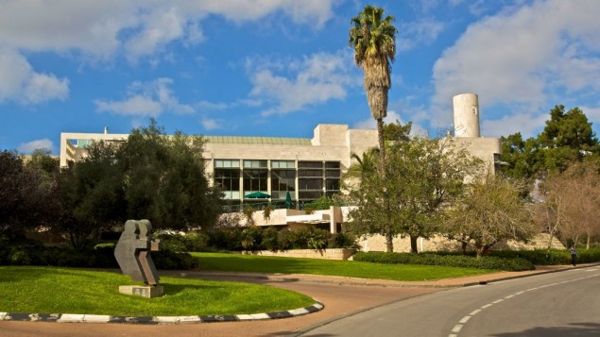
left=214, top=168, right=240, bottom=200
left=272, top=169, right=295, bottom=199
left=271, top=160, right=295, bottom=169
left=243, top=169, right=268, bottom=195
left=215, top=159, right=240, bottom=168
left=243, top=160, right=267, bottom=169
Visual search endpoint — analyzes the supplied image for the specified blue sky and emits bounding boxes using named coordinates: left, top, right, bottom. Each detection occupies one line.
left=1, top=0, right=600, bottom=154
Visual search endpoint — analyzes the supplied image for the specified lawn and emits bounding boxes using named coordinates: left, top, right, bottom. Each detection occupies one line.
left=192, top=252, right=494, bottom=281
left=0, top=266, right=313, bottom=316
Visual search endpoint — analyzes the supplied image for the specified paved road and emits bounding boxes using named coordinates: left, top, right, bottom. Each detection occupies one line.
left=298, top=266, right=600, bottom=337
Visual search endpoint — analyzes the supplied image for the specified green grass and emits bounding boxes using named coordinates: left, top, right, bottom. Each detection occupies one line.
left=192, top=252, right=494, bottom=281
left=0, top=266, right=313, bottom=316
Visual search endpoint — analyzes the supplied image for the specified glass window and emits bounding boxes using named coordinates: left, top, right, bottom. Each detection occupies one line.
left=325, top=161, right=340, bottom=168
left=243, top=169, right=268, bottom=195
left=214, top=168, right=240, bottom=200
left=271, top=160, right=295, bottom=169
left=298, top=161, right=323, bottom=169
left=215, top=159, right=240, bottom=168
left=298, top=178, right=322, bottom=190
left=325, top=179, right=340, bottom=191
left=272, top=169, right=296, bottom=199
left=243, top=160, right=268, bottom=169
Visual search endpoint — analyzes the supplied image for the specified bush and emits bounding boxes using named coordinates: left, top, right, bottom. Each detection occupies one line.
left=158, top=231, right=209, bottom=252
left=353, top=251, right=534, bottom=271
left=261, top=227, right=280, bottom=251
left=0, top=242, right=197, bottom=270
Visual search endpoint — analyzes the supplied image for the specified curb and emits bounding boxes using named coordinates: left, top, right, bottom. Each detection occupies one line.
left=0, top=302, right=324, bottom=324
left=461, top=262, right=600, bottom=287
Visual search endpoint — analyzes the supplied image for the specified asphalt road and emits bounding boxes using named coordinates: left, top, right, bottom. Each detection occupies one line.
left=298, top=266, right=600, bottom=337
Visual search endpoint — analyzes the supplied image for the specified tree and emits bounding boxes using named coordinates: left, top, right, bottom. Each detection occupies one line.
left=349, top=5, right=396, bottom=172
left=534, top=162, right=600, bottom=249
left=387, top=137, right=482, bottom=253
left=444, top=176, right=535, bottom=257
left=499, top=105, right=599, bottom=180
left=118, top=121, right=221, bottom=230
left=347, top=123, right=482, bottom=253
left=54, top=142, right=126, bottom=249
left=0, top=151, right=54, bottom=239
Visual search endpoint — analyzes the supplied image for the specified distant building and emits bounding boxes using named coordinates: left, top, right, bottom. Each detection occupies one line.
left=59, top=93, right=501, bottom=224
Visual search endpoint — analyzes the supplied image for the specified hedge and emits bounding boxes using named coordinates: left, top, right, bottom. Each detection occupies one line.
left=0, top=243, right=198, bottom=270
left=353, top=251, right=534, bottom=271
left=429, top=248, right=600, bottom=265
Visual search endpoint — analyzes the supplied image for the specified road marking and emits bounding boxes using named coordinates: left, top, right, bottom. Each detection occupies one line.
left=451, top=324, right=463, bottom=333
left=448, top=271, right=600, bottom=337
left=469, top=309, right=481, bottom=316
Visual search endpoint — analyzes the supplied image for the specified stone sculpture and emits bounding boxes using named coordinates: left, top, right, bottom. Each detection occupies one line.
left=114, top=219, right=163, bottom=297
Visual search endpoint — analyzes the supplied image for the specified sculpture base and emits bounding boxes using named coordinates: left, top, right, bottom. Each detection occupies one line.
left=119, top=285, right=164, bottom=298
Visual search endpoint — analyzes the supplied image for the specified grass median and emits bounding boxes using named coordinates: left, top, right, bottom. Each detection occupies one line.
left=0, top=266, right=313, bottom=316
left=192, top=252, right=494, bottom=281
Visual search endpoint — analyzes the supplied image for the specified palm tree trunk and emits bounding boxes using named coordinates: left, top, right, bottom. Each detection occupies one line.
left=376, top=117, right=393, bottom=253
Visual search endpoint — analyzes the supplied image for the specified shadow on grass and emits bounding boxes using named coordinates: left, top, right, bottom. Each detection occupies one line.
left=161, top=282, right=232, bottom=295
left=491, top=322, right=600, bottom=337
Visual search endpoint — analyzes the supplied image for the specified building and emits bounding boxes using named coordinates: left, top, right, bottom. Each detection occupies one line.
left=59, top=93, right=501, bottom=233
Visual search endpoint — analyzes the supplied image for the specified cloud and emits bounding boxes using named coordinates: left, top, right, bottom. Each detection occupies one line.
left=431, top=0, right=600, bottom=128
left=200, top=117, right=222, bottom=130
left=581, top=106, right=600, bottom=124
left=248, top=50, right=359, bottom=116
left=0, top=48, right=69, bottom=104
left=17, top=139, right=53, bottom=153
left=397, top=18, right=445, bottom=52
left=481, top=112, right=548, bottom=138
left=95, top=78, right=193, bottom=117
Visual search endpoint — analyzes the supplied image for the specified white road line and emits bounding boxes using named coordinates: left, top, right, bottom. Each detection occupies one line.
left=451, top=324, right=463, bottom=333
left=449, top=271, right=600, bottom=337
left=469, top=309, right=481, bottom=316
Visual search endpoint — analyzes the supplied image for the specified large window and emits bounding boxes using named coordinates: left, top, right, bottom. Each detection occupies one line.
left=325, top=161, right=341, bottom=197
left=243, top=160, right=268, bottom=197
left=272, top=169, right=295, bottom=200
left=298, top=161, right=323, bottom=200
left=214, top=160, right=240, bottom=200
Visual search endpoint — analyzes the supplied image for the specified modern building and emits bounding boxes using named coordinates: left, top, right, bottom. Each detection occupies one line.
left=59, top=92, right=501, bottom=217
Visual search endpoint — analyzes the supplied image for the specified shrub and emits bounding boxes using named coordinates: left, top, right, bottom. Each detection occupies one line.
left=329, top=232, right=358, bottom=249
left=240, top=226, right=263, bottom=251
left=353, top=251, right=534, bottom=271
left=261, top=227, right=280, bottom=251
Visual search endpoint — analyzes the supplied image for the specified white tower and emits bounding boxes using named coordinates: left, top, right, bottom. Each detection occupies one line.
left=453, top=93, right=480, bottom=138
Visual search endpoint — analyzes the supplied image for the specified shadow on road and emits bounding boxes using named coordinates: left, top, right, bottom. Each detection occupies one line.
left=492, top=322, right=600, bottom=337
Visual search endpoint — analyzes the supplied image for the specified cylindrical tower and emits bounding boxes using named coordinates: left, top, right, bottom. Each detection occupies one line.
left=453, top=93, right=480, bottom=137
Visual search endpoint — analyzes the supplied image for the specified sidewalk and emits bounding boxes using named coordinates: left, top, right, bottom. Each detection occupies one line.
left=1, top=263, right=596, bottom=337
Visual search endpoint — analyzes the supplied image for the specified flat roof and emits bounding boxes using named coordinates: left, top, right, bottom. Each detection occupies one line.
left=204, top=136, right=311, bottom=146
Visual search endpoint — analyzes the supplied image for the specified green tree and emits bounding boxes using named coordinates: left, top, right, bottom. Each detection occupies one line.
left=349, top=5, right=397, bottom=171
left=499, top=105, right=599, bottom=179
left=54, top=142, right=125, bottom=249
left=0, top=151, right=54, bottom=238
left=444, top=176, right=535, bottom=257
left=118, top=121, right=221, bottom=230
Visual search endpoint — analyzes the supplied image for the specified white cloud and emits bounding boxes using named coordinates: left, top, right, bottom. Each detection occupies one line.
left=0, top=48, right=69, bottom=104
left=95, top=78, right=193, bottom=117
left=248, top=50, right=359, bottom=116
left=397, top=19, right=445, bottom=52
left=200, top=117, right=222, bottom=130
left=581, top=106, right=600, bottom=124
left=17, top=139, right=53, bottom=153
left=431, top=0, right=600, bottom=128
left=481, top=112, right=548, bottom=138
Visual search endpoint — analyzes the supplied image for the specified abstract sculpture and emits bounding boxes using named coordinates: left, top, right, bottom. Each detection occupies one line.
left=114, top=219, right=163, bottom=297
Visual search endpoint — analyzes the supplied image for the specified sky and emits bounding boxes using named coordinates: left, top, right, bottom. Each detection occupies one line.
left=2, top=0, right=600, bottom=154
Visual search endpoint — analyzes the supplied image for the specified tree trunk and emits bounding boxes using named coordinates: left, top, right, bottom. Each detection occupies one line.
left=410, top=235, right=418, bottom=254
left=385, top=228, right=393, bottom=253
left=376, top=118, right=386, bottom=174
left=461, top=241, right=468, bottom=255
left=586, top=233, right=590, bottom=250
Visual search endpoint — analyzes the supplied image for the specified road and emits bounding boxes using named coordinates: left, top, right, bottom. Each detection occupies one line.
left=298, top=266, right=600, bottom=337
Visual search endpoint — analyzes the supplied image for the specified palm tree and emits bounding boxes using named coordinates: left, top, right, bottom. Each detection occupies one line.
left=349, top=5, right=396, bottom=170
